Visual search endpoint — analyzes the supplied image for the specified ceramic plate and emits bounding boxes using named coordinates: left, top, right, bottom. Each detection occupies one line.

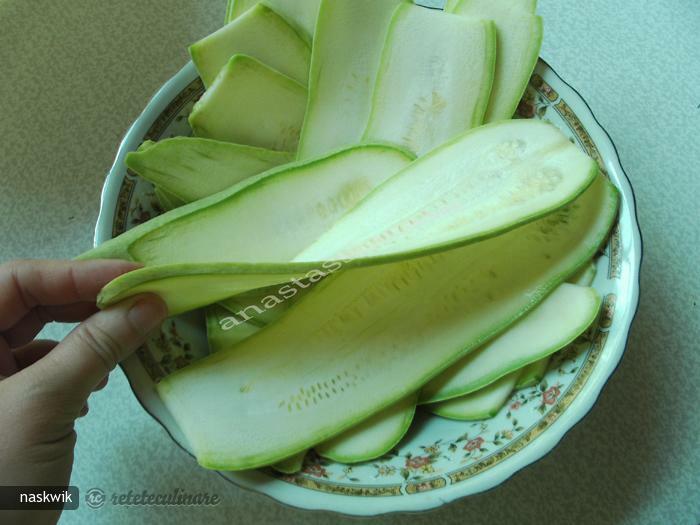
left=94, top=58, right=642, bottom=516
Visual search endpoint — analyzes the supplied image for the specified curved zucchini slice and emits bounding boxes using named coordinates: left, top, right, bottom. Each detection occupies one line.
left=430, top=371, right=520, bottom=421
left=296, top=120, right=597, bottom=263
left=514, top=358, right=549, bottom=389
left=154, top=175, right=618, bottom=470
left=315, top=394, right=417, bottom=464
left=126, top=138, right=292, bottom=205
left=189, top=54, right=307, bottom=151
left=452, top=0, right=543, bottom=122
left=513, top=259, right=597, bottom=390
left=419, top=283, right=601, bottom=404
left=192, top=4, right=310, bottom=88
left=82, top=144, right=411, bottom=264
left=297, top=0, right=404, bottom=160
left=84, top=121, right=594, bottom=274
left=98, top=263, right=316, bottom=315
left=364, top=4, right=496, bottom=156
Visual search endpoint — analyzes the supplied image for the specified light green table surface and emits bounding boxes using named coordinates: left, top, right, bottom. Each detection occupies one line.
left=1, top=1, right=698, bottom=523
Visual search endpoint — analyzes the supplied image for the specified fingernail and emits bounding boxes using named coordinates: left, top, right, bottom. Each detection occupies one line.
left=127, top=295, right=168, bottom=335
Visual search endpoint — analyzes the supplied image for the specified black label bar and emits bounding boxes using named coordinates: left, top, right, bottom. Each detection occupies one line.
left=0, top=486, right=79, bottom=510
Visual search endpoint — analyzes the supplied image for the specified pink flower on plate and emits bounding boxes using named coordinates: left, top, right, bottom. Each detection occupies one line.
left=543, top=385, right=561, bottom=406
left=510, top=401, right=522, bottom=410
left=405, top=456, right=431, bottom=470
left=304, top=464, right=328, bottom=478
left=464, top=437, right=484, bottom=452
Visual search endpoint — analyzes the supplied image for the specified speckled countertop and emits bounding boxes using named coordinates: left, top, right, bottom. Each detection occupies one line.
left=0, top=0, right=698, bottom=523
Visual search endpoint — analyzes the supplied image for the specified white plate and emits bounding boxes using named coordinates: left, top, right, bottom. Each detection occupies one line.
left=94, top=58, right=642, bottom=516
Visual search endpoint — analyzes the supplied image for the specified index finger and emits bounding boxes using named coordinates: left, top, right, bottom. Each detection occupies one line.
left=0, top=259, right=140, bottom=332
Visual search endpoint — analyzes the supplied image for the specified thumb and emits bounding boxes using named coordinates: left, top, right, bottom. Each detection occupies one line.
left=30, top=294, right=167, bottom=402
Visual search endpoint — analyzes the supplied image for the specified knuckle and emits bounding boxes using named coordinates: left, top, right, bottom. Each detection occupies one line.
left=73, top=322, right=124, bottom=371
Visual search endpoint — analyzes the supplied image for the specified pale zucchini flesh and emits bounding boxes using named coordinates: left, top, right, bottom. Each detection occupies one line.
left=189, top=54, right=307, bottom=151
left=83, top=145, right=411, bottom=265
left=452, top=0, right=543, bottom=122
left=513, top=259, right=597, bottom=390
left=419, top=283, right=601, bottom=404
left=155, top=174, right=618, bottom=469
left=297, top=120, right=597, bottom=263
left=315, top=394, right=417, bottom=464
left=364, top=4, right=496, bottom=156
left=297, top=0, right=404, bottom=160
left=191, top=3, right=311, bottom=88
left=126, top=138, right=292, bottom=204
left=513, top=256, right=597, bottom=389
left=430, top=371, right=521, bottom=421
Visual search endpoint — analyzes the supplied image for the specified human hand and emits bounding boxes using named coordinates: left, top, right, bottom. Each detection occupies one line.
left=0, top=259, right=167, bottom=524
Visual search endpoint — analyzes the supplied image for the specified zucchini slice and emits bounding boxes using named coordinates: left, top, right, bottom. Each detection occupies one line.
left=271, top=451, right=307, bottom=474
left=446, top=0, right=538, bottom=15
left=154, top=187, right=185, bottom=212
left=189, top=54, right=307, bottom=151
left=218, top=279, right=315, bottom=326
left=154, top=175, right=618, bottom=470
left=315, top=395, right=418, bottom=464
left=296, top=120, right=597, bottom=263
left=570, top=260, right=597, bottom=286
left=126, top=138, right=292, bottom=204
left=225, top=0, right=259, bottom=23
left=85, top=121, right=594, bottom=273
left=206, top=304, right=264, bottom=353
left=84, top=144, right=411, bottom=265
left=297, top=0, right=404, bottom=160
left=452, top=0, right=543, bottom=122
left=226, top=0, right=321, bottom=43
left=364, top=4, right=496, bottom=156
left=192, top=3, right=311, bottom=88
left=430, top=371, right=521, bottom=421
left=419, top=283, right=601, bottom=404
left=514, top=358, right=549, bottom=389
left=513, top=257, right=597, bottom=390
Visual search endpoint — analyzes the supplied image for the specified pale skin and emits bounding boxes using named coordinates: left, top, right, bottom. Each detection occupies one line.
left=0, top=260, right=167, bottom=525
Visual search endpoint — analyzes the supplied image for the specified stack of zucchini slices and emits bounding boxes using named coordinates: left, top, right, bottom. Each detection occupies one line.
left=81, top=0, right=618, bottom=473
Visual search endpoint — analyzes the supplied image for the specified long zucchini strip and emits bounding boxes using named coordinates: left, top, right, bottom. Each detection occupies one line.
left=364, top=4, right=496, bottom=156
left=297, top=0, right=404, bottom=160
left=451, top=0, right=543, bottom=122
